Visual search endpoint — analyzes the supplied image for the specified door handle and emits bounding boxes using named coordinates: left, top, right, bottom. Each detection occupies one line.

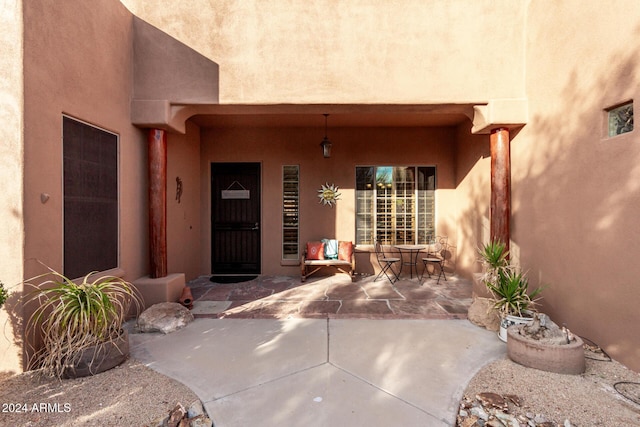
left=252, top=222, right=260, bottom=230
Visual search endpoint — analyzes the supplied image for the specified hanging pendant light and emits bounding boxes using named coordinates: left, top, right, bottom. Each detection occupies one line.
left=320, top=113, right=332, bottom=158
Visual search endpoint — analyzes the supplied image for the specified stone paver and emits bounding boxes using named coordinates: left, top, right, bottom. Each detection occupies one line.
left=188, top=274, right=472, bottom=320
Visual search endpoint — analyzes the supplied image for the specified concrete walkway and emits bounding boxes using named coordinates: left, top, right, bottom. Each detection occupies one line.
left=129, top=317, right=505, bottom=426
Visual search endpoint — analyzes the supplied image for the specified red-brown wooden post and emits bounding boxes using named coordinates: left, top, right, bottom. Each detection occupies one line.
left=490, top=127, right=511, bottom=251
left=148, top=128, right=167, bottom=278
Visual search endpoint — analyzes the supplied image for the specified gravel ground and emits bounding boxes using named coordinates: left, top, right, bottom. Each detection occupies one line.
left=0, top=353, right=639, bottom=426
left=0, top=358, right=199, bottom=427
left=461, top=355, right=640, bottom=426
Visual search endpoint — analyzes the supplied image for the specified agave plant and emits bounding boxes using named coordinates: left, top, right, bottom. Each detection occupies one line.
left=479, top=240, right=509, bottom=279
left=485, top=268, right=542, bottom=317
left=24, top=264, right=142, bottom=378
left=479, top=240, right=542, bottom=318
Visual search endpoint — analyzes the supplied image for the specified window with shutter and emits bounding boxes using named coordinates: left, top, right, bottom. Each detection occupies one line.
left=282, top=165, right=299, bottom=260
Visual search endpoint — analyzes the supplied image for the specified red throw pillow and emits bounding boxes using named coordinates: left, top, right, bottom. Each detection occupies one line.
left=306, top=242, right=325, bottom=260
left=338, top=241, right=353, bottom=261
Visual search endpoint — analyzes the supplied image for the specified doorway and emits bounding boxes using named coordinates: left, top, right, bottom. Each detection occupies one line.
left=211, top=163, right=261, bottom=274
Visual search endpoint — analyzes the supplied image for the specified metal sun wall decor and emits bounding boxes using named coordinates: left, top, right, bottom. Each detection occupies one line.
left=318, top=183, right=341, bottom=207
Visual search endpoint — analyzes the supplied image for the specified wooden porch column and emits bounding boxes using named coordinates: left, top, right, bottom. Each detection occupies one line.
left=490, top=127, right=511, bottom=251
left=148, top=128, right=167, bottom=278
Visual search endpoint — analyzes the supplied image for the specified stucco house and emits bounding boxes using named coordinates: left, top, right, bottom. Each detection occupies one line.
left=1, top=0, right=639, bottom=373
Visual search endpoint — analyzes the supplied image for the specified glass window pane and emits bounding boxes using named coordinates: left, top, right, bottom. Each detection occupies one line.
left=356, top=166, right=374, bottom=190
left=356, top=167, right=374, bottom=244
left=375, top=167, right=393, bottom=244
left=417, top=167, right=436, bottom=243
left=376, top=167, right=392, bottom=188
left=608, top=102, right=634, bottom=137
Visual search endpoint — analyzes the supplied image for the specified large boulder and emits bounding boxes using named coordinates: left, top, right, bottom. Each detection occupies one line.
left=467, top=296, right=500, bottom=332
left=138, top=302, right=194, bottom=334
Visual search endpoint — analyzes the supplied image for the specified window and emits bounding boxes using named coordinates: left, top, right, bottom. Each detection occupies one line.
left=356, top=166, right=436, bottom=245
left=607, top=101, right=634, bottom=137
left=282, top=165, right=299, bottom=260
left=63, top=116, right=118, bottom=278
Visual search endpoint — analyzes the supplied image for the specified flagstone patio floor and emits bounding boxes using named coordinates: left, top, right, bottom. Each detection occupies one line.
left=186, top=273, right=473, bottom=320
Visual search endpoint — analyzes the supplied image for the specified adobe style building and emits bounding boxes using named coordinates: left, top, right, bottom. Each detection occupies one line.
left=1, top=0, right=639, bottom=372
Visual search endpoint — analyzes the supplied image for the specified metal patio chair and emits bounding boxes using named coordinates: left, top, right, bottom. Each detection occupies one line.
left=374, top=241, right=401, bottom=284
left=420, top=236, right=448, bottom=284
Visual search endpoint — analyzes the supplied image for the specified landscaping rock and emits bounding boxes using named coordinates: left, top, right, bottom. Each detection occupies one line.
left=467, top=296, right=500, bottom=332
left=153, top=400, right=212, bottom=427
left=139, top=302, right=194, bottom=334
left=457, top=393, right=576, bottom=427
left=186, top=399, right=205, bottom=418
left=521, top=312, right=570, bottom=345
left=188, top=414, right=213, bottom=427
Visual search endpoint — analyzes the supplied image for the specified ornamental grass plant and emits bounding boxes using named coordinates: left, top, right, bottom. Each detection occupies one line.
left=23, top=263, right=143, bottom=379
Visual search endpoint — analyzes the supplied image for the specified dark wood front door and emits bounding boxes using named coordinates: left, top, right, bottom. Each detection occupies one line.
left=211, top=163, right=261, bottom=274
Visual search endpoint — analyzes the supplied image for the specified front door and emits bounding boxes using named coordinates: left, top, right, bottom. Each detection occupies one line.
left=211, top=163, right=261, bottom=274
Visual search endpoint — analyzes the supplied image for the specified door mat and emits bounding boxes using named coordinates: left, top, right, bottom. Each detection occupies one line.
left=209, top=275, right=258, bottom=284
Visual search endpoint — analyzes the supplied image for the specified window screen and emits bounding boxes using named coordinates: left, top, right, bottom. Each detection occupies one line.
left=63, top=116, right=118, bottom=278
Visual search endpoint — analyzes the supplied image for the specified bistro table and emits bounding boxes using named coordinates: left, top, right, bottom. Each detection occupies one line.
left=393, top=244, right=427, bottom=279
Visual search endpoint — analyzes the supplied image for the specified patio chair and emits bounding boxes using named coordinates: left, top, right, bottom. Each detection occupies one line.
left=420, top=236, right=448, bottom=284
left=374, top=241, right=401, bottom=284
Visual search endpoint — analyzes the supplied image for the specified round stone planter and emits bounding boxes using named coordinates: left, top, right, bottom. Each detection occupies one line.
left=63, top=330, right=130, bottom=379
left=499, top=313, right=533, bottom=342
left=507, top=326, right=586, bottom=375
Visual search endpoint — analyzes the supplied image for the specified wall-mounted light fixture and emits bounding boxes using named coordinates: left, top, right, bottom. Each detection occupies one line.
left=320, top=113, right=332, bottom=158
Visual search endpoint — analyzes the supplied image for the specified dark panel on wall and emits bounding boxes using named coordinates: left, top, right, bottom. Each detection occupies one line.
left=63, top=116, right=118, bottom=278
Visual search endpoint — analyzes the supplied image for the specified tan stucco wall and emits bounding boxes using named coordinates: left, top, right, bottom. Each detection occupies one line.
left=167, top=121, right=202, bottom=280
left=15, top=0, right=148, bottom=370
left=120, top=0, right=526, bottom=104
left=197, top=126, right=458, bottom=276
left=0, top=0, right=25, bottom=374
left=23, top=0, right=147, bottom=280
left=512, top=0, right=640, bottom=371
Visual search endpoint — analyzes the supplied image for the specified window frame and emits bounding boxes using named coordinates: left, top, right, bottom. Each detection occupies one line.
left=355, top=165, right=436, bottom=246
left=606, top=100, right=634, bottom=138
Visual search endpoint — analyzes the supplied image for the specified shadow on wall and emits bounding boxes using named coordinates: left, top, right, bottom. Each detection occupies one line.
left=452, top=121, right=491, bottom=285
left=451, top=22, right=640, bottom=372
left=508, top=25, right=640, bottom=371
left=1, top=290, right=24, bottom=375
left=0, top=258, right=57, bottom=373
